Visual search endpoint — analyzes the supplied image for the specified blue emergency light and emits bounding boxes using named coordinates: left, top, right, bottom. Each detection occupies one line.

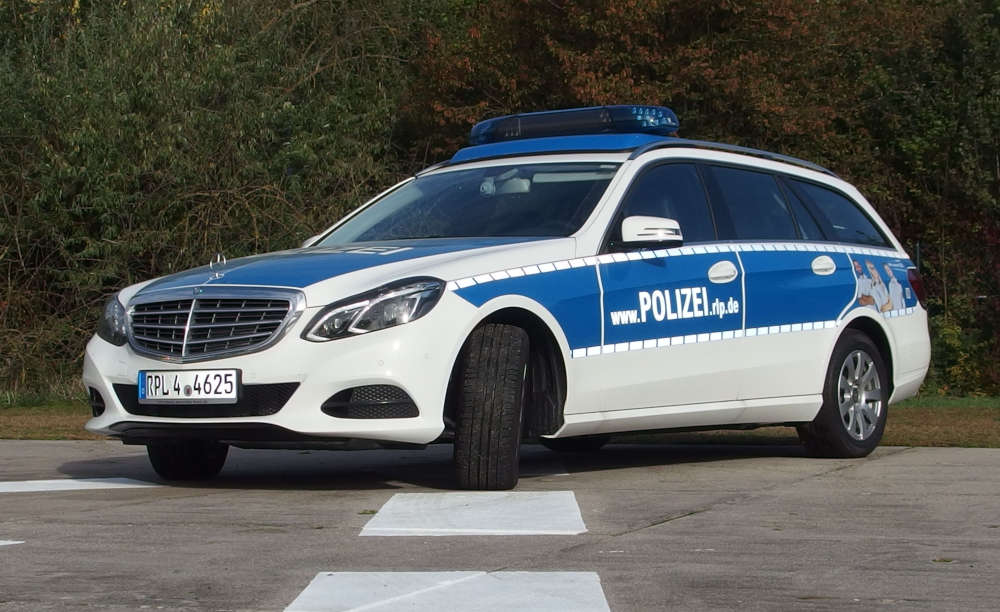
left=469, top=105, right=680, bottom=145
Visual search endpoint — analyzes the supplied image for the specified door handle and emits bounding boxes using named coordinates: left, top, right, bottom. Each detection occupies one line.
left=708, top=260, right=739, bottom=284
left=811, top=255, right=837, bottom=276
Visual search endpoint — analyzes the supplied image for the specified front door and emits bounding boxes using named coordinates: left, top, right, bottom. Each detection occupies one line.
left=570, top=162, right=746, bottom=416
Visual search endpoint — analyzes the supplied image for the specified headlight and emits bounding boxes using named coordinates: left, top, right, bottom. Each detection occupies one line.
left=303, top=278, right=444, bottom=342
left=96, top=295, right=128, bottom=346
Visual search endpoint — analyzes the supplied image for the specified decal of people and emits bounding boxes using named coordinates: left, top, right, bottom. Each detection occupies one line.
left=884, top=263, right=904, bottom=311
left=853, top=260, right=875, bottom=308
left=865, top=260, right=893, bottom=312
left=853, top=259, right=893, bottom=313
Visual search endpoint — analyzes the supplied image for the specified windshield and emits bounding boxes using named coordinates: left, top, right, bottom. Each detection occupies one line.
left=318, top=162, right=620, bottom=244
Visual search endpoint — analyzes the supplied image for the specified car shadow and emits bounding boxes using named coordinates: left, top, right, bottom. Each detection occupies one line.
left=57, top=437, right=809, bottom=492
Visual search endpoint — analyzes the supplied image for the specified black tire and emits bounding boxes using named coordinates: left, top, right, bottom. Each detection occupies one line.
left=453, top=323, right=529, bottom=490
left=798, top=329, right=889, bottom=458
left=146, top=440, right=229, bottom=481
left=539, top=434, right=610, bottom=453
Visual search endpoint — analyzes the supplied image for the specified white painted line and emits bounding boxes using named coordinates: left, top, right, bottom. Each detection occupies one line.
left=0, top=540, right=24, bottom=546
left=285, top=571, right=610, bottom=612
left=0, top=478, right=159, bottom=494
left=360, top=491, right=586, bottom=536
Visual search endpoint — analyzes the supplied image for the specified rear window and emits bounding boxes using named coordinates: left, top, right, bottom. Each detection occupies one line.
left=790, top=180, right=889, bottom=247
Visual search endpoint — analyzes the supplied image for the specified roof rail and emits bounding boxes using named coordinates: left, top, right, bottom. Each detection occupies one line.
left=415, top=160, right=450, bottom=176
left=628, top=138, right=837, bottom=177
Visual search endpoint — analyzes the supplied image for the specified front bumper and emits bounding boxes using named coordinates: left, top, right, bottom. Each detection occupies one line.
left=83, top=293, right=477, bottom=445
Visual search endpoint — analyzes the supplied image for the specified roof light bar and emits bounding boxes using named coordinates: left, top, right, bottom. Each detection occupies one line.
left=469, top=105, right=679, bottom=145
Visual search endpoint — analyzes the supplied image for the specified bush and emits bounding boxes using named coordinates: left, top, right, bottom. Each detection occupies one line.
left=0, top=0, right=448, bottom=396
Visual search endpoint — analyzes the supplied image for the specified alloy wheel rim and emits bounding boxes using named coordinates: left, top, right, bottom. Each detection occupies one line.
left=837, top=349, right=883, bottom=441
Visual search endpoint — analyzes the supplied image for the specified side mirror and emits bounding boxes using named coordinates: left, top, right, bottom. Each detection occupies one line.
left=621, top=216, right=683, bottom=247
left=300, top=234, right=321, bottom=248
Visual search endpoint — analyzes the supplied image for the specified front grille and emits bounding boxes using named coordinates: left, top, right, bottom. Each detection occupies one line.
left=114, top=382, right=299, bottom=418
left=131, top=297, right=292, bottom=360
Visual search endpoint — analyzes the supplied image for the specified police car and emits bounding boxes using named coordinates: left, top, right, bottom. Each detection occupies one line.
left=84, top=106, right=931, bottom=490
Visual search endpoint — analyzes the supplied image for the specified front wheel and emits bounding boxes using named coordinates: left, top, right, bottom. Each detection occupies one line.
left=798, top=330, right=889, bottom=458
left=453, top=324, right=529, bottom=490
left=147, top=440, right=229, bottom=481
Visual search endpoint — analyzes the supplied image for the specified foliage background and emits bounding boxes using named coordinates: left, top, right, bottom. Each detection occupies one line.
left=1, top=0, right=998, bottom=398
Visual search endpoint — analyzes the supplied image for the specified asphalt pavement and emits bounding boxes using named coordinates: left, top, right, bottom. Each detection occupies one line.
left=1, top=439, right=998, bottom=611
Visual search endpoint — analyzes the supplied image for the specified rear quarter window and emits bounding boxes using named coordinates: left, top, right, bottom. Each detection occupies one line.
left=789, top=180, right=890, bottom=247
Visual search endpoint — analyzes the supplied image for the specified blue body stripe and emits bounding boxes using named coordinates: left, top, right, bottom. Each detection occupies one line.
left=741, top=250, right=855, bottom=328
left=454, top=267, right=602, bottom=349
left=138, top=238, right=541, bottom=294
left=449, top=246, right=918, bottom=355
left=600, top=253, right=743, bottom=344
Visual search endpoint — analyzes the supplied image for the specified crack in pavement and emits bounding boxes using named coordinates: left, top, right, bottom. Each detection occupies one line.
left=490, top=446, right=917, bottom=571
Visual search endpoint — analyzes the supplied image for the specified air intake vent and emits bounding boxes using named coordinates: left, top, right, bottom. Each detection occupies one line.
left=88, top=387, right=105, bottom=417
left=322, top=385, right=419, bottom=419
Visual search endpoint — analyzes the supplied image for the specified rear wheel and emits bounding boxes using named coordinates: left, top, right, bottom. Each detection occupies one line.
left=798, top=330, right=888, bottom=458
left=146, top=440, right=229, bottom=481
left=539, top=434, right=610, bottom=453
left=453, top=324, right=529, bottom=490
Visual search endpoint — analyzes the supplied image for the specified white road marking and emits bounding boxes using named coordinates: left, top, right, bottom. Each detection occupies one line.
left=360, top=491, right=587, bottom=536
left=0, top=540, right=24, bottom=546
left=285, top=571, right=610, bottom=612
left=0, top=478, right=159, bottom=494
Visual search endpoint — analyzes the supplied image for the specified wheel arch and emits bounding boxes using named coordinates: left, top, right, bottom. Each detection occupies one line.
left=841, top=313, right=895, bottom=397
left=444, top=297, right=571, bottom=438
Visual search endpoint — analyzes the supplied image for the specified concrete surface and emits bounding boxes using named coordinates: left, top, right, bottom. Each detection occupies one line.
left=0, top=440, right=998, bottom=610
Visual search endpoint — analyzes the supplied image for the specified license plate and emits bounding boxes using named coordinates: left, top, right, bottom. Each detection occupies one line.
left=138, top=370, right=240, bottom=404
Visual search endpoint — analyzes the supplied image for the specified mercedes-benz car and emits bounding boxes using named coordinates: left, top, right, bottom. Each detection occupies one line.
left=84, top=105, right=930, bottom=489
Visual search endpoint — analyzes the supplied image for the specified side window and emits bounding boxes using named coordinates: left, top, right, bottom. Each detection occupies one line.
left=790, top=180, right=889, bottom=247
left=615, top=163, right=715, bottom=243
left=705, top=166, right=798, bottom=240
left=781, top=180, right=826, bottom=241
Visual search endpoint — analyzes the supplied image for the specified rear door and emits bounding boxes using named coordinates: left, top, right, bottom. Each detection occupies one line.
left=702, top=165, right=856, bottom=400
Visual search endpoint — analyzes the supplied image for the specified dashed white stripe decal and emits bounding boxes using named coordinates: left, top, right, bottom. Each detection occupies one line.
left=573, top=319, right=839, bottom=358
left=0, top=540, right=24, bottom=546
left=445, top=243, right=915, bottom=359
left=445, top=242, right=902, bottom=290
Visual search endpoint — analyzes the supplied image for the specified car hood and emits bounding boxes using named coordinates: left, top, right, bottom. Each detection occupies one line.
left=134, top=237, right=576, bottom=306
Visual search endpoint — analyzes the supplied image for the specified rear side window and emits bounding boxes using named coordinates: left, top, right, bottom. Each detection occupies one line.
left=705, top=166, right=798, bottom=240
left=789, top=180, right=889, bottom=247
left=615, top=163, right=716, bottom=243
left=781, top=182, right=825, bottom=241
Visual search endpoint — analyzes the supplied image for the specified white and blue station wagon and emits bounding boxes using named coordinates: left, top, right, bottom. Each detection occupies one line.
left=84, top=106, right=931, bottom=489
